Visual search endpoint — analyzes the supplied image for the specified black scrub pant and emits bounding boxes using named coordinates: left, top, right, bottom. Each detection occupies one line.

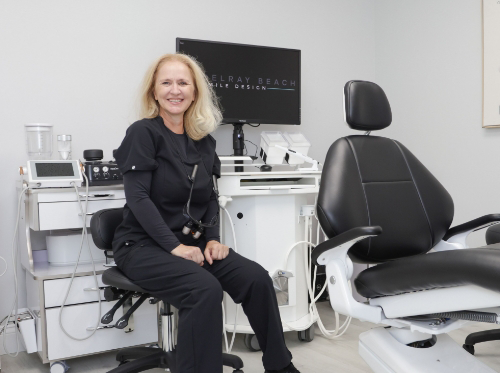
left=115, top=244, right=292, bottom=373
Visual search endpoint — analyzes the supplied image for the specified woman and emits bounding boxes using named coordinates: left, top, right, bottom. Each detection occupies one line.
left=112, top=53, right=301, bottom=373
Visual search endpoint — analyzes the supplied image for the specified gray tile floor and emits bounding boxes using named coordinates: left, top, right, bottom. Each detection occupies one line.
left=2, top=302, right=500, bottom=372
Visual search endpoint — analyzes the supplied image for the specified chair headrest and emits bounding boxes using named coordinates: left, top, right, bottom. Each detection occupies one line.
left=90, top=208, right=124, bottom=251
left=344, top=80, right=392, bottom=131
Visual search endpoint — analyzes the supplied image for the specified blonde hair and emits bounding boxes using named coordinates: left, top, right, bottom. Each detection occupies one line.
left=140, top=53, right=222, bottom=140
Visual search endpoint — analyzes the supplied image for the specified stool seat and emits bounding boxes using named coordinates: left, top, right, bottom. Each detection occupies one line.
left=103, top=267, right=148, bottom=293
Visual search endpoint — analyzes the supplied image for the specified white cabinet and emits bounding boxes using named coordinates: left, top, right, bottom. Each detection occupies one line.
left=22, top=186, right=158, bottom=366
left=46, top=300, right=157, bottom=361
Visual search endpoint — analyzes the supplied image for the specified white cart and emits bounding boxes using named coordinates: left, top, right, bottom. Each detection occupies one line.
left=218, top=165, right=321, bottom=350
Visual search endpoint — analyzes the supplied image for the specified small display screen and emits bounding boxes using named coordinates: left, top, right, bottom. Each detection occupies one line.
left=35, top=163, right=74, bottom=177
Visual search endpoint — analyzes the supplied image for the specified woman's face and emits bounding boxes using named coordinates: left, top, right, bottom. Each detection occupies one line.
left=154, top=60, right=196, bottom=119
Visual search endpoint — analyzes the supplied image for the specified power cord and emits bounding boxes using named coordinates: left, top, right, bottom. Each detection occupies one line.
left=1, top=185, right=28, bottom=357
left=220, top=205, right=240, bottom=353
left=58, top=169, right=102, bottom=341
left=0, top=256, right=6, bottom=277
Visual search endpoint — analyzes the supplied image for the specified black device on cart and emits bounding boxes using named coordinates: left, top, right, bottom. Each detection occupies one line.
left=82, top=149, right=123, bottom=186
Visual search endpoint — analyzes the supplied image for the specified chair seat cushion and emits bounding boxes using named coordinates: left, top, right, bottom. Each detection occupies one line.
left=354, top=247, right=500, bottom=298
left=102, top=267, right=148, bottom=293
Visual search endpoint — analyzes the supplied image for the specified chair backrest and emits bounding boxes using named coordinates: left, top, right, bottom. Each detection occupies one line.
left=90, top=208, right=124, bottom=251
left=317, top=81, right=454, bottom=263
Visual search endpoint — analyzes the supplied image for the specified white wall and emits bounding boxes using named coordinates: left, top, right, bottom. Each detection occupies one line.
left=0, top=1, right=376, bottom=327
left=374, top=0, right=500, bottom=246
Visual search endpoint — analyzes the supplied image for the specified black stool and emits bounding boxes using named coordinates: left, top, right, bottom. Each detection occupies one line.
left=90, top=208, right=244, bottom=373
left=463, top=223, right=500, bottom=355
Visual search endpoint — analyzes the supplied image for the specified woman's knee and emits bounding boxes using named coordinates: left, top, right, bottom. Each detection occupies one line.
left=247, top=263, right=274, bottom=291
left=191, top=275, right=223, bottom=305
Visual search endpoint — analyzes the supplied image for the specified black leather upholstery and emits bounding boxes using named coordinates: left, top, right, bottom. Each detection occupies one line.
left=355, top=247, right=500, bottom=298
left=317, top=80, right=500, bottom=299
left=317, top=135, right=454, bottom=263
left=344, top=81, right=392, bottom=131
left=102, top=267, right=147, bottom=293
left=91, top=208, right=124, bottom=251
left=90, top=208, right=148, bottom=293
left=485, top=223, right=500, bottom=245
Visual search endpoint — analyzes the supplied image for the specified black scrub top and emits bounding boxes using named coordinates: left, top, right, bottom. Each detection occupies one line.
left=112, top=116, right=221, bottom=257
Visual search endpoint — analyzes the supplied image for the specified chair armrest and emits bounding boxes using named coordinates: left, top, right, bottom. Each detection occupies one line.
left=443, top=214, right=500, bottom=241
left=312, top=226, right=382, bottom=266
left=311, top=226, right=383, bottom=324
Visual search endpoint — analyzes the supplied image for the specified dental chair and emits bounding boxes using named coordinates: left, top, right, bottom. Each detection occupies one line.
left=463, top=223, right=500, bottom=355
left=90, top=207, right=244, bottom=373
left=312, top=80, right=500, bottom=372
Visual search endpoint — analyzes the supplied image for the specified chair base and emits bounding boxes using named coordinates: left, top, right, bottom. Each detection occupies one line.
left=359, top=327, right=495, bottom=373
left=107, top=346, right=244, bottom=373
left=464, top=329, right=500, bottom=355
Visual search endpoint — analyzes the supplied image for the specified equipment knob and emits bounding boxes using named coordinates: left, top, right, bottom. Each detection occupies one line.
left=93, top=166, right=100, bottom=173
left=102, top=166, right=109, bottom=172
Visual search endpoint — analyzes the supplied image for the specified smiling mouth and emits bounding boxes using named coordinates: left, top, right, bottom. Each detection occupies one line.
left=167, top=99, right=183, bottom=103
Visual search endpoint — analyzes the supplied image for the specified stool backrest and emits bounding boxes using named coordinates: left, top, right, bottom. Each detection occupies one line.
left=90, top=208, right=124, bottom=251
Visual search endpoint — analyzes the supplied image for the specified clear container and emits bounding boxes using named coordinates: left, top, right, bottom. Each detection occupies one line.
left=259, top=131, right=288, bottom=164
left=25, top=123, right=53, bottom=160
left=282, top=132, right=311, bottom=165
left=57, top=135, right=72, bottom=160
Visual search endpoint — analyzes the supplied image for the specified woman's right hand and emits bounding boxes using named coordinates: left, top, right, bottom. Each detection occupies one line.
left=171, top=244, right=205, bottom=266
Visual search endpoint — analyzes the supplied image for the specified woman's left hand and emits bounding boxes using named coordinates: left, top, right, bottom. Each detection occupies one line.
left=204, top=240, right=229, bottom=265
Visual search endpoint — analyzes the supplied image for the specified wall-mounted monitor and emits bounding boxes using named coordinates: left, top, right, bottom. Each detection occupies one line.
left=176, top=38, right=301, bottom=125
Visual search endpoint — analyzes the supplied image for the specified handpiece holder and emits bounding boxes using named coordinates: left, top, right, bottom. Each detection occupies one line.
left=274, top=145, right=319, bottom=171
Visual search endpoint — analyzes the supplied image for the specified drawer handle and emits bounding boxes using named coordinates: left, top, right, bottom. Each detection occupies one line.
left=83, top=287, right=107, bottom=291
left=86, top=325, right=115, bottom=331
left=79, top=193, right=115, bottom=198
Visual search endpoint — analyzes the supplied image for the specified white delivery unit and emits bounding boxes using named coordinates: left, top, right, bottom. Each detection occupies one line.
left=218, top=169, right=321, bottom=345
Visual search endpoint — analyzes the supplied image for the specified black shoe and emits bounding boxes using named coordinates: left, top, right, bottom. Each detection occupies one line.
left=264, top=362, right=301, bottom=373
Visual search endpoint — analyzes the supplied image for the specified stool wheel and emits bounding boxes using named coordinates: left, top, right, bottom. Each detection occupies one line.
left=244, top=334, right=261, bottom=352
left=50, top=361, right=69, bottom=373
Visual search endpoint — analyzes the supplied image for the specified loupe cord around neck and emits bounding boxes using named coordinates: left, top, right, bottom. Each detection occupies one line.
left=184, top=164, right=220, bottom=228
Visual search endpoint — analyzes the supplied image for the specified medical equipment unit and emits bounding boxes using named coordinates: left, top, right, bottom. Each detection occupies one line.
left=217, top=156, right=322, bottom=350
left=13, top=162, right=158, bottom=372
left=82, top=149, right=123, bottom=186
left=313, top=80, right=500, bottom=373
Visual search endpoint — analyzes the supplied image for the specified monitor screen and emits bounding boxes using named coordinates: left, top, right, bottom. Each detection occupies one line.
left=176, top=38, right=301, bottom=125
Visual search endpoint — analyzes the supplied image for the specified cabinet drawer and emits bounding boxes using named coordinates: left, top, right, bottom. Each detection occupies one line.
left=46, top=300, right=157, bottom=361
left=38, top=199, right=125, bottom=230
left=44, top=275, right=106, bottom=308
